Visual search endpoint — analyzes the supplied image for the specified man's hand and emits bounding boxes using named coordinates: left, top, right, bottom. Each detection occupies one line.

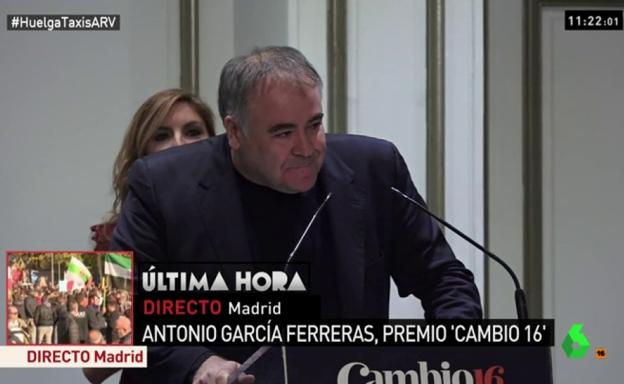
left=192, top=355, right=255, bottom=384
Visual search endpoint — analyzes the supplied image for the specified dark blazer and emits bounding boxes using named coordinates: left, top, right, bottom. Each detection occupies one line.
left=112, top=134, right=481, bottom=383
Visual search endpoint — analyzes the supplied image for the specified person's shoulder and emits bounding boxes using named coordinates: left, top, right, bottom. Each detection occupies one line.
left=327, top=133, right=395, bottom=150
left=132, top=135, right=228, bottom=183
left=142, top=134, right=226, bottom=167
left=326, top=133, right=397, bottom=162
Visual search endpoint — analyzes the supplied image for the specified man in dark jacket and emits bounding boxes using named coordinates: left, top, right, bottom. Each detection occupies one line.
left=104, top=296, right=121, bottom=343
left=24, top=290, right=37, bottom=319
left=86, top=292, right=107, bottom=334
left=34, top=295, right=56, bottom=344
left=112, top=46, right=482, bottom=384
left=55, top=295, right=73, bottom=344
left=23, top=289, right=37, bottom=343
left=69, top=299, right=88, bottom=344
left=114, top=316, right=132, bottom=345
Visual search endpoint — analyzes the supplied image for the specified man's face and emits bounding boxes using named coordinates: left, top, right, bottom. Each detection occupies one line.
left=226, top=80, right=326, bottom=193
left=89, top=331, right=103, bottom=344
left=115, top=323, right=129, bottom=338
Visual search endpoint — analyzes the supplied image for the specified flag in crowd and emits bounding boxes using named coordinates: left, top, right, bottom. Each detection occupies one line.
left=104, top=253, right=131, bottom=280
left=66, top=256, right=92, bottom=291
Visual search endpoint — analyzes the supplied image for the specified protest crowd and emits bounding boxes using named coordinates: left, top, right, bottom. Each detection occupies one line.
left=7, top=257, right=133, bottom=345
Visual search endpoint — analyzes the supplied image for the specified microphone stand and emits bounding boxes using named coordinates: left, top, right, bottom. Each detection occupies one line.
left=390, top=187, right=528, bottom=320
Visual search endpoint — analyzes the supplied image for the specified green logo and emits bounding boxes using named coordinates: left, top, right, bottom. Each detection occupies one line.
left=562, top=323, right=591, bottom=359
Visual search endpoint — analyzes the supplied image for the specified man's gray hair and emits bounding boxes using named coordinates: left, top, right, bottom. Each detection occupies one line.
left=218, top=46, right=322, bottom=129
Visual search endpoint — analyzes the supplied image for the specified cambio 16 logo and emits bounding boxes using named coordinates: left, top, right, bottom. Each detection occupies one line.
left=337, top=361, right=504, bottom=384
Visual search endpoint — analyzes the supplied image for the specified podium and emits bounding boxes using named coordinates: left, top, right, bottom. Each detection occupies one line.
left=248, top=346, right=553, bottom=384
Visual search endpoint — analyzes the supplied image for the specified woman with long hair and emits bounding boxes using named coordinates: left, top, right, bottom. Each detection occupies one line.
left=91, top=89, right=216, bottom=250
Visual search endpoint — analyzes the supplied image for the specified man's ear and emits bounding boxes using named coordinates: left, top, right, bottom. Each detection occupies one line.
left=224, top=115, right=242, bottom=150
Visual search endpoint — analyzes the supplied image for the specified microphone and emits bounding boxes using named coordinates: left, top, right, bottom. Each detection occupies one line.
left=390, top=186, right=529, bottom=320
left=227, top=191, right=333, bottom=384
left=286, top=191, right=333, bottom=265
